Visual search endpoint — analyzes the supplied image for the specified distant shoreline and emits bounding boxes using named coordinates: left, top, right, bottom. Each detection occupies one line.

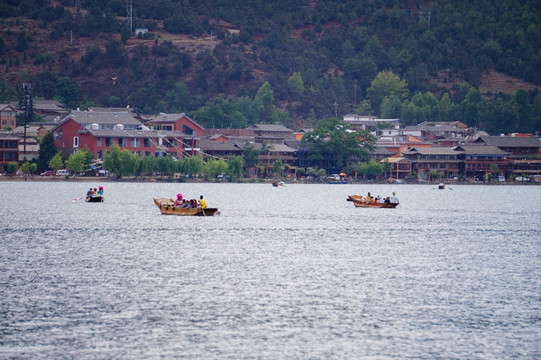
left=1, top=175, right=538, bottom=186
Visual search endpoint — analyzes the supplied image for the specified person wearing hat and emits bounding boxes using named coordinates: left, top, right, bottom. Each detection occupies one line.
left=174, top=193, right=183, bottom=206
left=97, top=186, right=104, bottom=195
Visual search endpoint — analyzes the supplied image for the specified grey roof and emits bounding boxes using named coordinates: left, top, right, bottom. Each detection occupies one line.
left=455, top=145, right=509, bottom=155
left=150, top=112, right=189, bottom=123
left=404, top=147, right=459, bottom=155
left=60, top=110, right=141, bottom=126
left=252, top=124, right=294, bottom=132
left=475, top=136, right=541, bottom=148
left=236, top=141, right=296, bottom=153
left=199, top=139, right=242, bottom=152
left=370, top=147, right=396, bottom=155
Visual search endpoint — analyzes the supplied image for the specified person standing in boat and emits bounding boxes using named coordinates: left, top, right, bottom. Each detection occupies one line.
left=390, top=192, right=399, bottom=204
left=199, top=195, right=207, bottom=209
left=97, top=186, right=104, bottom=195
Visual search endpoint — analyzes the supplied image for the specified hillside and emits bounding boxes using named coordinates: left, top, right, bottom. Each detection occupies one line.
left=0, top=0, right=540, bottom=134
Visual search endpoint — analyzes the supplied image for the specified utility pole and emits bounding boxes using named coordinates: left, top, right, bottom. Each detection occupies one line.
left=333, top=102, right=339, bottom=118
left=126, top=0, right=133, bottom=34
left=22, top=83, right=31, bottom=158
left=354, top=79, right=357, bottom=104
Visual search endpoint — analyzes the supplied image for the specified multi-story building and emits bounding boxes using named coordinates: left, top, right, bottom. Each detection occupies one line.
left=0, top=104, right=18, bottom=130
left=0, top=132, right=19, bottom=169
left=403, top=147, right=461, bottom=180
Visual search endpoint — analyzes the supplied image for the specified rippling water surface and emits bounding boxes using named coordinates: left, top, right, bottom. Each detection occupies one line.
left=1, top=181, right=540, bottom=359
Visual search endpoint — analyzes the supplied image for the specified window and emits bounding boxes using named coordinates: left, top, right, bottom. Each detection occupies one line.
left=97, top=138, right=101, bottom=146
left=73, top=136, right=79, bottom=147
left=182, top=124, right=194, bottom=135
left=54, top=128, right=63, bottom=141
left=144, top=139, right=151, bottom=147
left=132, top=138, right=140, bottom=147
left=105, top=138, right=112, bottom=147
left=118, top=138, right=125, bottom=147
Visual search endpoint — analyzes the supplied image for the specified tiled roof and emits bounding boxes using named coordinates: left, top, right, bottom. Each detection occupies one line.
left=455, top=145, right=509, bottom=155
left=475, top=136, right=541, bottom=148
left=252, top=124, right=294, bottom=132
left=61, top=110, right=141, bottom=126
left=150, top=112, right=188, bottom=123
left=405, top=147, right=458, bottom=155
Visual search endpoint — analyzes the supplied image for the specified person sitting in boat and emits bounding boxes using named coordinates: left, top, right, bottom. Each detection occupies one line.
left=365, top=192, right=372, bottom=204
left=92, top=188, right=98, bottom=195
left=180, top=199, right=190, bottom=208
left=97, top=186, right=104, bottom=195
left=199, top=195, right=207, bottom=209
left=86, top=188, right=93, bottom=197
left=174, top=193, right=183, bottom=206
left=390, top=192, right=399, bottom=204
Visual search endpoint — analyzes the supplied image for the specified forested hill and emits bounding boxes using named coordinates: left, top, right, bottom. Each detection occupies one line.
left=0, top=0, right=540, bottom=134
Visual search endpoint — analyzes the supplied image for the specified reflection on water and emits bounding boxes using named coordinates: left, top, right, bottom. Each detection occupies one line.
left=1, top=181, right=540, bottom=358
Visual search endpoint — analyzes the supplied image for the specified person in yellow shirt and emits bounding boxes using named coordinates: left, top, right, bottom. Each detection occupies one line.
left=199, top=195, right=207, bottom=209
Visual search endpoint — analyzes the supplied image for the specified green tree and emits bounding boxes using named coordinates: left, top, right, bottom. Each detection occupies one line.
left=253, top=81, right=275, bottom=123
left=16, top=32, right=28, bottom=52
left=55, top=77, right=81, bottom=108
left=66, top=149, right=89, bottom=174
left=185, top=155, right=203, bottom=177
left=48, top=152, right=64, bottom=170
left=37, top=133, right=58, bottom=171
left=120, top=22, right=131, bottom=43
left=366, top=70, right=409, bottom=111
left=287, top=72, right=304, bottom=97
left=103, top=144, right=139, bottom=177
left=7, top=162, right=18, bottom=176
left=226, top=156, right=244, bottom=181
left=302, top=118, right=376, bottom=172
left=203, top=158, right=227, bottom=180
left=272, top=159, right=283, bottom=177
left=20, top=161, right=30, bottom=173
left=242, top=142, right=260, bottom=169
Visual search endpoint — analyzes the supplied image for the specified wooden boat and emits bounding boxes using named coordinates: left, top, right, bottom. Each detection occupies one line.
left=153, top=198, right=219, bottom=216
left=272, top=181, right=284, bottom=187
left=85, top=195, right=104, bottom=202
left=438, top=183, right=446, bottom=189
left=346, top=195, right=398, bottom=208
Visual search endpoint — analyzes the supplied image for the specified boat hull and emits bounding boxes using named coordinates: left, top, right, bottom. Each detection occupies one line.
left=153, top=198, right=219, bottom=216
left=347, top=195, right=398, bottom=208
left=86, top=195, right=104, bottom=202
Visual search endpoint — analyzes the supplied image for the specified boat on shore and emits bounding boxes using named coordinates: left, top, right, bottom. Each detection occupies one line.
left=346, top=195, right=398, bottom=208
left=85, top=195, right=104, bottom=202
left=153, top=198, right=219, bottom=216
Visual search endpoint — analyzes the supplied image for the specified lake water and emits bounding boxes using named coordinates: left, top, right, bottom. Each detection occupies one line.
left=1, top=181, right=540, bottom=359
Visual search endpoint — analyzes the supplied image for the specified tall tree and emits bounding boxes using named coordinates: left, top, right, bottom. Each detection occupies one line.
left=37, top=133, right=58, bottom=171
left=366, top=70, right=409, bottom=112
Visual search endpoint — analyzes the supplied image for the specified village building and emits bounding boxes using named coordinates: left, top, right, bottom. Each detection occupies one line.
left=455, top=145, right=509, bottom=180
left=383, top=156, right=412, bottom=180
left=251, top=124, right=295, bottom=144
left=0, top=132, right=19, bottom=169
left=0, top=104, right=18, bottom=130
left=342, top=114, right=400, bottom=133
left=403, top=147, right=461, bottom=180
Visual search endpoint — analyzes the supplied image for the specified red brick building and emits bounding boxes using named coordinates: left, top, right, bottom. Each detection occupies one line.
left=51, top=110, right=202, bottom=160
